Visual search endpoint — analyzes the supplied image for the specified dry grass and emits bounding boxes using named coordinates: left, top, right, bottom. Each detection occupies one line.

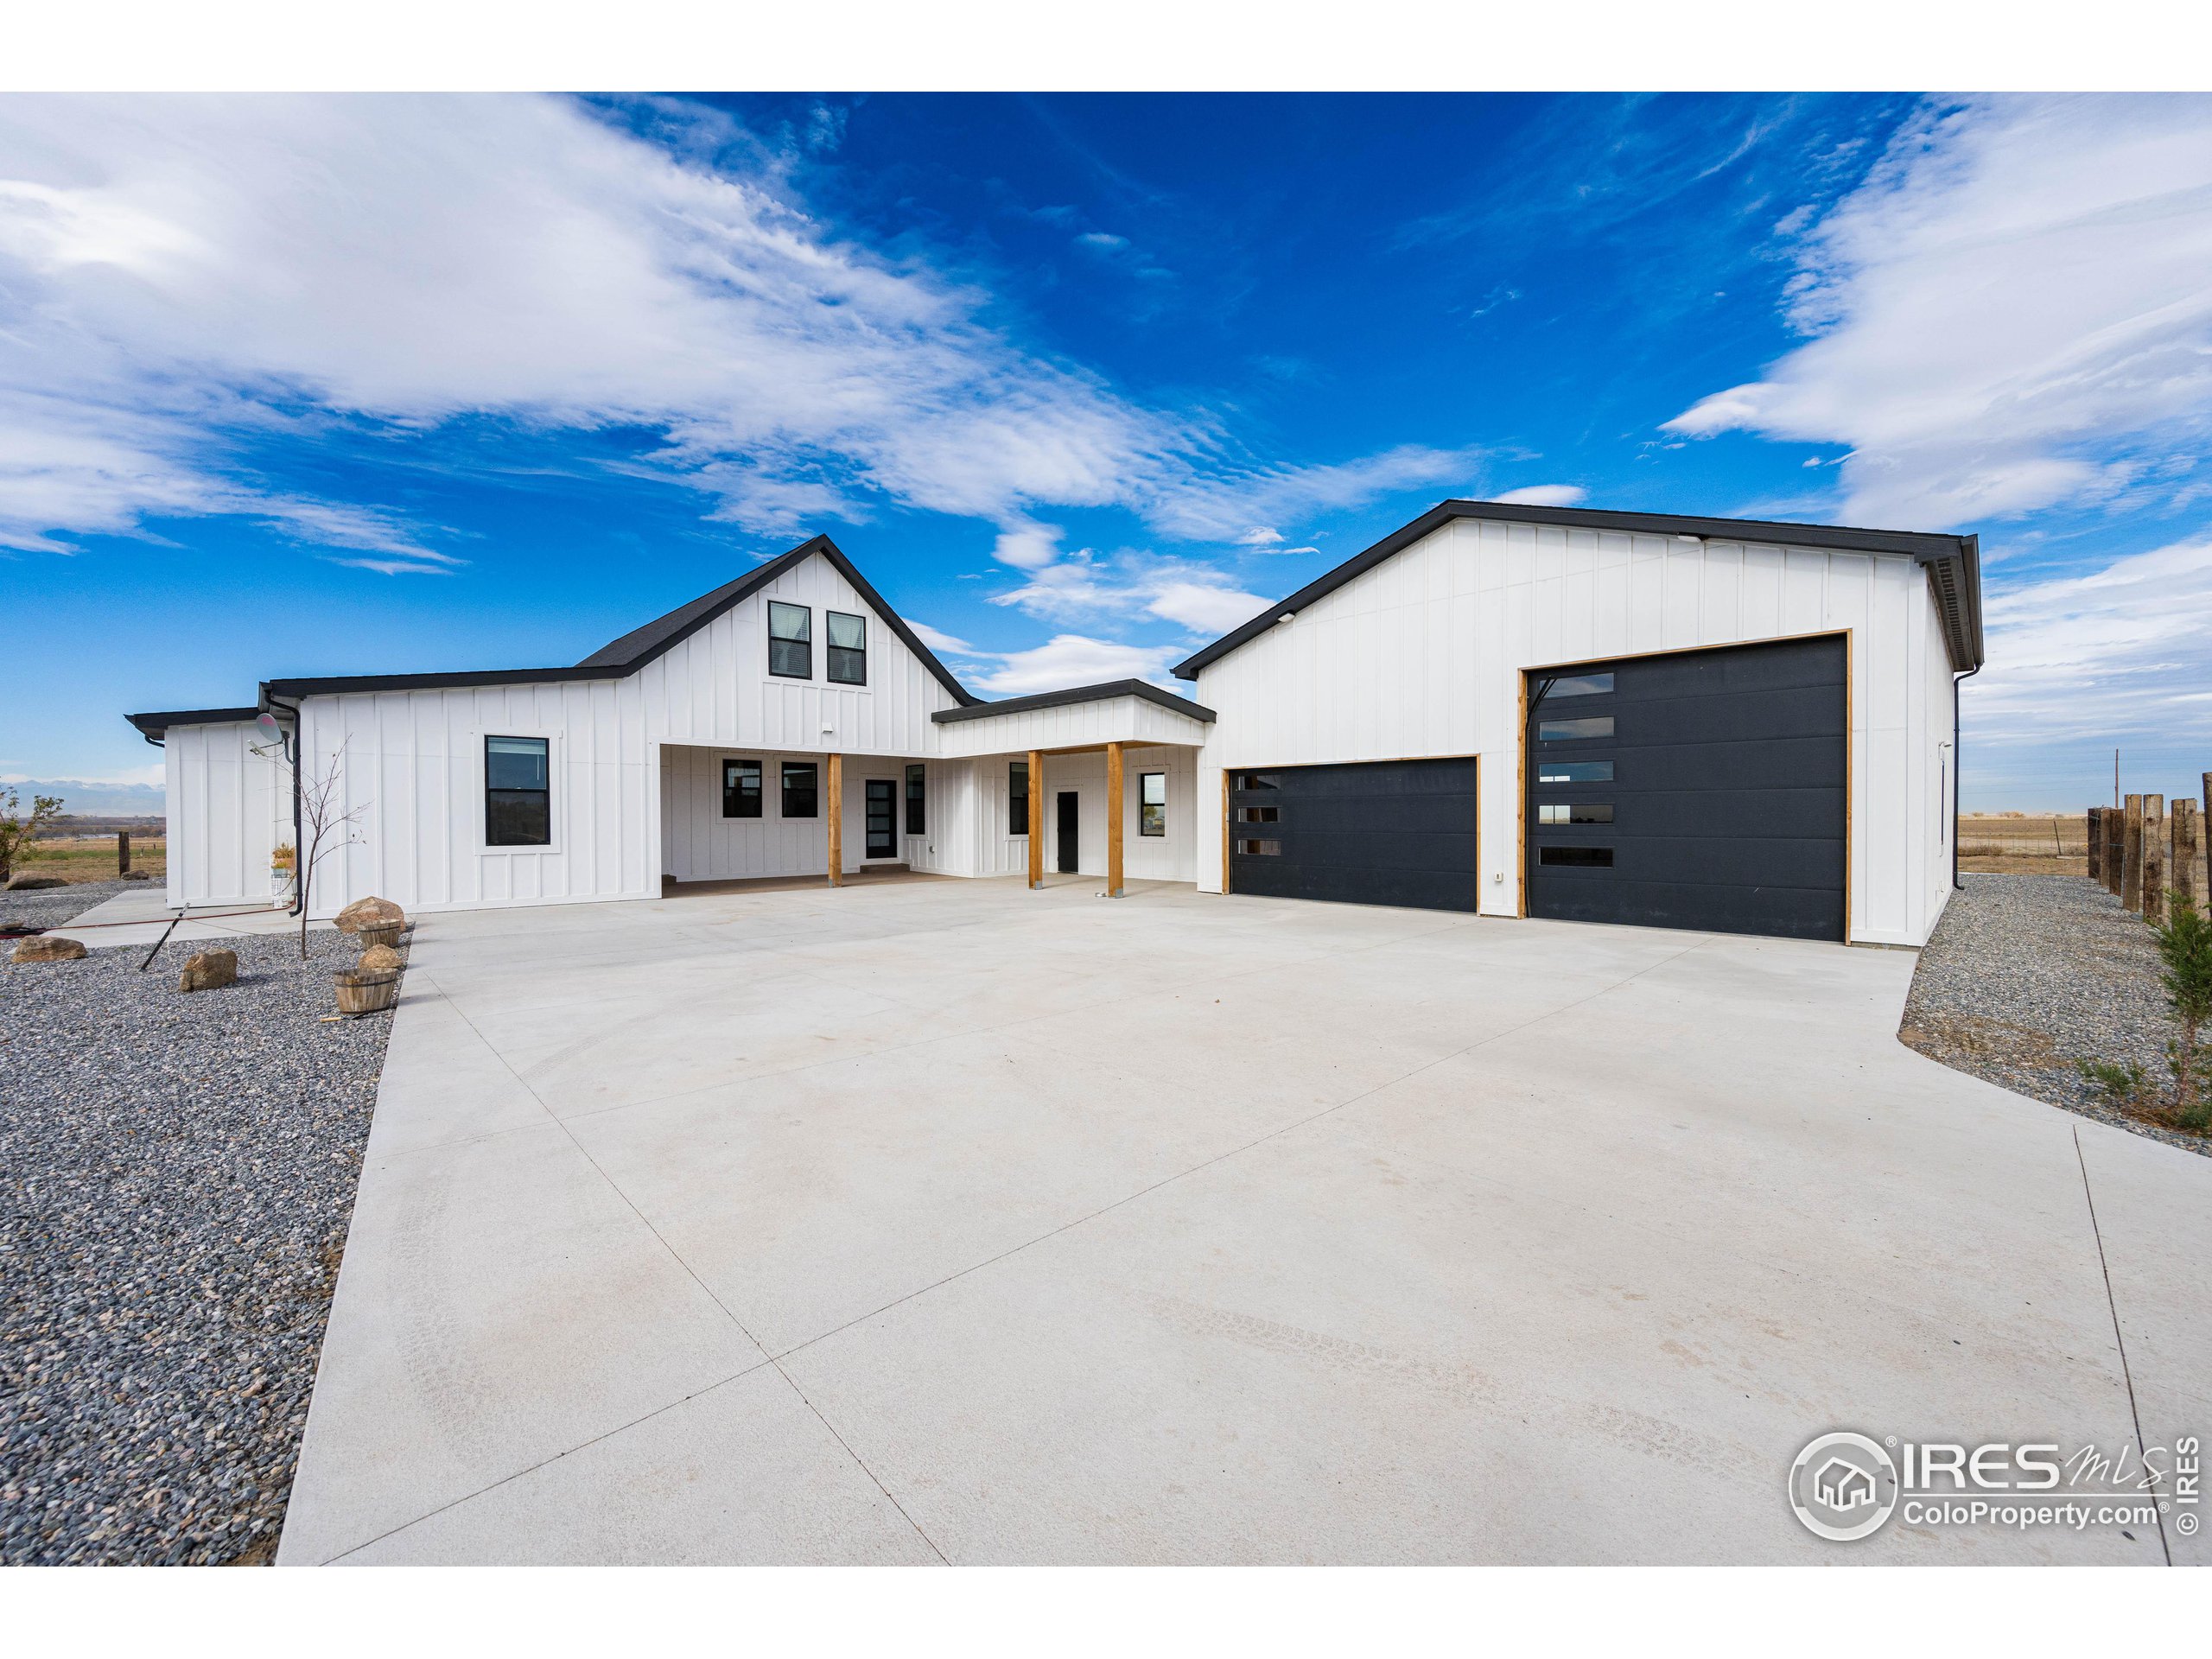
left=12, top=836, right=166, bottom=885
left=1957, top=812, right=2210, bottom=892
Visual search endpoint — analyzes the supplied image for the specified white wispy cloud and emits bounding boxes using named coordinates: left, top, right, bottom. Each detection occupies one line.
left=0, top=94, right=1462, bottom=582
left=964, top=633, right=1184, bottom=697
left=900, top=617, right=973, bottom=655
left=987, top=549, right=1270, bottom=638
left=1492, top=484, right=1588, bottom=507
left=1972, top=531, right=2212, bottom=748
left=1663, top=94, right=2212, bottom=527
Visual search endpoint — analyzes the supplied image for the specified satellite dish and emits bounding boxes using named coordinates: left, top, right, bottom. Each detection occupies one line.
left=254, top=711, right=282, bottom=742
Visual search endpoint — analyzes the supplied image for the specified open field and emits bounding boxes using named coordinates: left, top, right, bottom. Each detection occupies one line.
left=11, top=836, right=166, bottom=886
left=1958, top=812, right=2211, bottom=888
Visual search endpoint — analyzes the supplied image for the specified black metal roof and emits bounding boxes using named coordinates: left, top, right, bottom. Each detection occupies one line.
left=125, top=706, right=265, bottom=740
left=249, top=534, right=980, bottom=704
left=1171, top=499, right=1986, bottom=679
left=931, top=678, right=1216, bottom=726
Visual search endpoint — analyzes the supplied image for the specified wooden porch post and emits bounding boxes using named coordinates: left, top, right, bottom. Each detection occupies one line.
left=1105, top=741, right=1126, bottom=899
left=826, top=752, right=843, bottom=887
left=1027, top=749, right=1044, bottom=889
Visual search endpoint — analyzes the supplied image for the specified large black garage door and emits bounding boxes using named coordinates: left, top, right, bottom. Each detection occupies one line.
left=1230, top=758, right=1478, bottom=912
left=1524, top=637, right=1846, bottom=941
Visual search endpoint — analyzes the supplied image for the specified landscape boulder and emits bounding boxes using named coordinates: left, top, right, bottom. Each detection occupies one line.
left=359, top=943, right=404, bottom=974
left=12, top=934, right=86, bottom=963
left=178, top=948, right=238, bottom=993
left=335, top=896, right=405, bottom=934
left=4, top=874, right=67, bottom=891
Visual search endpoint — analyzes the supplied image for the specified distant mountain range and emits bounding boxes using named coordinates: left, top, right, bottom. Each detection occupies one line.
left=3, top=779, right=167, bottom=817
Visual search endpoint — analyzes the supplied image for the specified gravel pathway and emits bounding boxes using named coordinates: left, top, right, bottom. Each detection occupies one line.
left=1, top=915, right=394, bottom=1564
left=1900, top=874, right=2205, bottom=1157
left=0, top=879, right=137, bottom=934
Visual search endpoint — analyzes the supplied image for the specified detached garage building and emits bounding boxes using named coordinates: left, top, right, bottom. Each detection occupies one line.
left=130, top=498, right=1980, bottom=950
left=1179, top=499, right=1980, bottom=948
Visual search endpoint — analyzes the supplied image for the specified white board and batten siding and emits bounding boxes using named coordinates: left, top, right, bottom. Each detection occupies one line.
left=1191, top=515, right=1961, bottom=947
left=164, top=721, right=287, bottom=907
left=931, top=694, right=1211, bottom=759
left=289, top=549, right=963, bottom=918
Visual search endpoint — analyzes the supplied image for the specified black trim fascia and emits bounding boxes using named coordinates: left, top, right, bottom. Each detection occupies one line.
left=125, top=706, right=265, bottom=739
left=1171, top=499, right=1986, bottom=680
left=246, top=534, right=980, bottom=708
left=931, top=678, right=1216, bottom=726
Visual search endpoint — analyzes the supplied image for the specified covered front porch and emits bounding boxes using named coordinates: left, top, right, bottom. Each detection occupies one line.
left=929, top=678, right=1217, bottom=896
left=658, top=743, right=932, bottom=892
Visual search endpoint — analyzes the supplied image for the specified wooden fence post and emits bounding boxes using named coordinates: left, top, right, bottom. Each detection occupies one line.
left=2173, top=799, right=2201, bottom=911
left=2122, top=794, right=2145, bottom=911
left=118, top=830, right=131, bottom=876
left=2087, top=808, right=2103, bottom=882
left=2144, top=794, right=2165, bottom=921
left=2106, top=804, right=2126, bottom=897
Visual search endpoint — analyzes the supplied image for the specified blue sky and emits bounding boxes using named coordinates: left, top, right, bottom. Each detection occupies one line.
left=3, top=92, right=2209, bottom=810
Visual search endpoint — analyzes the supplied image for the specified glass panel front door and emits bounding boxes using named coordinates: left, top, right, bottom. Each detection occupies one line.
left=865, top=778, right=897, bottom=859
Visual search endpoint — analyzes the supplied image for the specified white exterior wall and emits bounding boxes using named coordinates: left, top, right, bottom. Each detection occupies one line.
left=1192, top=517, right=1961, bottom=947
left=938, top=746, right=1195, bottom=881
left=932, top=694, right=1211, bottom=759
left=289, top=550, right=965, bottom=917
left=164, top=720, right=286, bottom=907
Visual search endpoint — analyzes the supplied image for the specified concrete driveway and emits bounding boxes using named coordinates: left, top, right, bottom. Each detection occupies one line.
left=280, top=877, right=2211, bottom=1565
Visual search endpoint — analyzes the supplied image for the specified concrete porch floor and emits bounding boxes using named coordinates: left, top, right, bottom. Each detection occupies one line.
left=280, top=878, right=2212, bottom=1565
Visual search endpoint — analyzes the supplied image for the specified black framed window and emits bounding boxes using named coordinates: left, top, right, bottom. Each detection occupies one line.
left=485, top=735, right=550, bottom=847
left=906, top=763, right=925, bottom=836
left=768, top=601, right=811, bottom=679
left=722, top=759, right=762, bottom=819
left=1009, top=760, right=1029, bottom=836
left=1538, top=845, right=1613, bottom=868
left=827, top=610, right=867, bottom=685
left=1140, top=772, right=1166, bottom=836
left=1537, top=715, right=1614, bottom=742
left=781, top=760, right=818, bottom=818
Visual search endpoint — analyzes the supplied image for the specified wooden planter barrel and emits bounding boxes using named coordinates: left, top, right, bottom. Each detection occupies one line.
left=356, top=923, right=405, bottom=951
left=334, top=969, right=399, bottom=1015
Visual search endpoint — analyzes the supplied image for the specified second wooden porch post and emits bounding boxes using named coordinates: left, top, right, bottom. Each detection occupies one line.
left=1106, top=741, right=1125, bottom=899
left=1027, top=748, right=1044, bottom=889
left=826, top=751, right=843, bottom=887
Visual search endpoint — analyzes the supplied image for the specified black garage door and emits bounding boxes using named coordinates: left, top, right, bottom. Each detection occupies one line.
left=1524, top=637, right=1846, bottom=941
left=1230, top=759, right=1478, bottom=912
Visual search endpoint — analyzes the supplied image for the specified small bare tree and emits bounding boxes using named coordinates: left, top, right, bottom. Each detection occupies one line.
left=0, top=788, right=64, bottom=884
left=295, top=741, right=368, bottom=960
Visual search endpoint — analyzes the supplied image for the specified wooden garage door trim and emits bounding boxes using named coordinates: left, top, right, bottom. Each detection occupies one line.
left=1222, top=752, right=1481, bottom=908
left=1516, top=629, right=1853, bottom=941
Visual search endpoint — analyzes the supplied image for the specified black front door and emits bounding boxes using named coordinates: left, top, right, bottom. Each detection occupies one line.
left=865, top=778, right=897, bottom=859
left=1057, top=791, right=1079, bottom=873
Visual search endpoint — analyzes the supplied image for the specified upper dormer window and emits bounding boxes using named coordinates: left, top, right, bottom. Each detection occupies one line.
left=826, top=610, right=868, bottom=685
left=768, top=601, right=811, bottom=678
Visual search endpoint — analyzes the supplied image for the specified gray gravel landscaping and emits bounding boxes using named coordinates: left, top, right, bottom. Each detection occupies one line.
left=0, top=879, right=137, bottom=934
left=1900, top=873, right=2206, bottom=1157
left=1, top=906, right=394, bottom=1564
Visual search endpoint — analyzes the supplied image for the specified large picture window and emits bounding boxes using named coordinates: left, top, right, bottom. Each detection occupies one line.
left=1140, top=772, right=1166, bottom=836
left=485, top=735, right=550, bottom=847
left=768, top=601, right=811, bottom=679
left=781, top=760, right=819, bottom=818
left=722, top=759, right=762, bottom=819
left=906, top=763, right=925, bottom=836
left=827, top=610, right=868, bottom=685
left=1009, top=760, right=1029, bottom=836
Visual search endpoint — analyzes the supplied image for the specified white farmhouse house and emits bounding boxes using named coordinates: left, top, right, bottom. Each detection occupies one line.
left=130, top=499, right=1982, bottom=948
